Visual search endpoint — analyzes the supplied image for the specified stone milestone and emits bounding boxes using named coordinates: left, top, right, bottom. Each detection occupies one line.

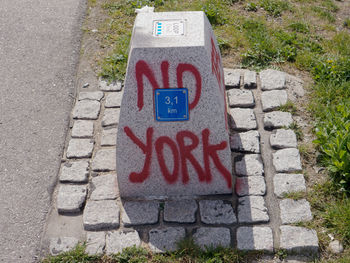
left=116, top=11, right=232, bottom=197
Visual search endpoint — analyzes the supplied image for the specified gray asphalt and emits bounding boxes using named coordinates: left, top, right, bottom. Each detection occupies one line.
left=0, top=0, right=86, bottom=262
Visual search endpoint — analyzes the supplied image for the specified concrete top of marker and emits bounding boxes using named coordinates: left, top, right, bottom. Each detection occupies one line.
left=131, top=11, right=206, bottom=48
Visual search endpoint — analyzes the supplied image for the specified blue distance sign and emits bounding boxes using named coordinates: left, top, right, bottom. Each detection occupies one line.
left=154, top=88, right=189, bottom=122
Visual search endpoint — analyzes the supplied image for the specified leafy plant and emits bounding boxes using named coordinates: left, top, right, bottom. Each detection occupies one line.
left=313, top=102, right=350, bottom=193
left=344, top=17, right=350, bottom=28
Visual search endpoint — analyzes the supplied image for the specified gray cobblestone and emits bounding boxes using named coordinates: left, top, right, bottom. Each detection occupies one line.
left=238, top=196, right=269, bottom=223
left=230, top=108, right=257, bottom=131
left=273, top=148, right=302, bottom=172
left=90, top=174, right=118, bottom=200
left=105, top=230, right=141, bottom=254
left=122, top=201, right=159, bottom=226
left=236, top=176, right=266, bottom=196
left=78, top=91, right=104, bottom=101
left=199, top=200, right=236, bottom=224
left=261, top=90, right=288, bottom=111
left=83, top=200, right=120, bottom=231
left=50, top=237, right=79, bottom=255
left=105, top=92, right=123, bottom=108
left=72, top=100, right=100, bottom=120
left=227, top=89, right=255, bottom=108
left=280, top=199, right=312, bottom=224
left=193, top=227, right=231, bottom=250
left=92, top=149, right=116, bottom=172
left=149, top=227, right=186, bottom=253
left=237, top=227, right=273, bottom=252
left=270, top=129, right=297, bottom=149
left=60, top=160, right=89, bottom=183
left=243, top=71, right=257, bottom=89
left=164, top=200, right=197, bottom=223
left=280, top=226, right=319, bottom=255
left=230, top=130, right=260, bottom=153
left=57, top=185, right=87, bottom=213
left=273, top=173, right=306, bottom=198
left=99, top=79, right=123, bottom=91
left=102, top=108, right=120, bottom=127
left=85, top=232, right=105, bottom=255
left=264, top=111, right=293, bottom=129
left=224, top=68, right=240, bottom=88
left=101, top=127, right=118, bottom=146
left=235, top=154, right=264, bottom=176
left=71, top=120, right=94, bottom=138
left=66, top=139, right=94, bottom=159
left=260, top=69, right=286, bottom=91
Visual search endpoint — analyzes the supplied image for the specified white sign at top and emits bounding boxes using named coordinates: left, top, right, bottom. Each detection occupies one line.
left=153, top=20, right=185, bottom=37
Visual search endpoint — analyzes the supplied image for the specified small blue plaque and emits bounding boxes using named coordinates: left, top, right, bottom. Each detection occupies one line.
left=155, top=88, right=189, bottom=122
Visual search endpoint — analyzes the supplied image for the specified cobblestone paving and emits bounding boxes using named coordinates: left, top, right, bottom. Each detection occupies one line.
left=49, top=69, right=318, bottom=258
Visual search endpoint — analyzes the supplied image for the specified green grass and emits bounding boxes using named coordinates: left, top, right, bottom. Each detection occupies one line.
left=43, top=240, right=262, bottom=263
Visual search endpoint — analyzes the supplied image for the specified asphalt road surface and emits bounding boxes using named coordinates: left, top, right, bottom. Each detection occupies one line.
left=0, top=0, right=86, bottom=261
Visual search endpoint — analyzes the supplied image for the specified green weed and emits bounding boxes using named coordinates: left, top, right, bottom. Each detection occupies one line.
left=282, top=191, right=307, bottom=200
left=258, top=0, right=290, bottom=17
left=245, top=2, right=258, bottom=12
left=289, top=122, right=303, bottom=141
left=201, top=0, right=227, bottom=25
left=288, top=22, right=309, bottom=33
left=278, top=100, right=297, bottom=114
left=311, top=6, right=335, bottom=22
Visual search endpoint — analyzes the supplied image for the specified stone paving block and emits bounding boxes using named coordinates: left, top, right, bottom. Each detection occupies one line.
left=78, top=91, right=104, bottom=101
left=105, top=230, right=141, bottom=254
left=260, top=69, right=286, bottom=91
left=92, top=149, right=116, bottom=172
left=193, top=227, right=231, bottom=250
left=237, top=227, right=273, bottom=252
left=72, top=100, right=100, bottom=120
left=235, top=154, right=264, bottom=176
left=60, top=160, right=89, bottom=183
left=273, top=173, right=306, bottom=198
left=85, top=232, right=105, bottom=255
left=66, top=139, right=94, bottom=159
left=164, top=200, right=197, bottom=223
left=102, top=108, right=120, bottom=127
left=105, top=92, right=123, bottom=108
left=199, top=200, right=236, bottom=224
left=57, top=185, right=87, bottom=213
left=264, top=111, right=293, bottom=129
left=236, top=176, right=266, bottom=196
left=273, top=148, right=302, bottom=172
left=280, top=226, right=319, bottom=255
left=149, top=227, right=186, bottom=253
left=50, top=237, right=79, bottom=255
left=71, top=120, right=94, bottom=138
left=230, top=108, right=257, bottom=131
left=261, top=90, right=288, bottom=111
left=280, top=199, right=312, bottom=224
left=101, top=127, right=118, bottom=146
left=99, top=79, right=123, bottom=91
left=90, top=173, right=118, bottom=200
left=238, top=196, right=269, bottom=223
left=270, top=129, right=297, bottom=149
left=230, top=130, right=260, bottom=153
left=224, top=68, right=240, bottom=88
left=243, top=70, right=257, bottom=89
left=122, top=201, right=159, bottom=226
left=227, top=89, right=255, bottom=108
left=83, top=200, right=120, bottom=231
